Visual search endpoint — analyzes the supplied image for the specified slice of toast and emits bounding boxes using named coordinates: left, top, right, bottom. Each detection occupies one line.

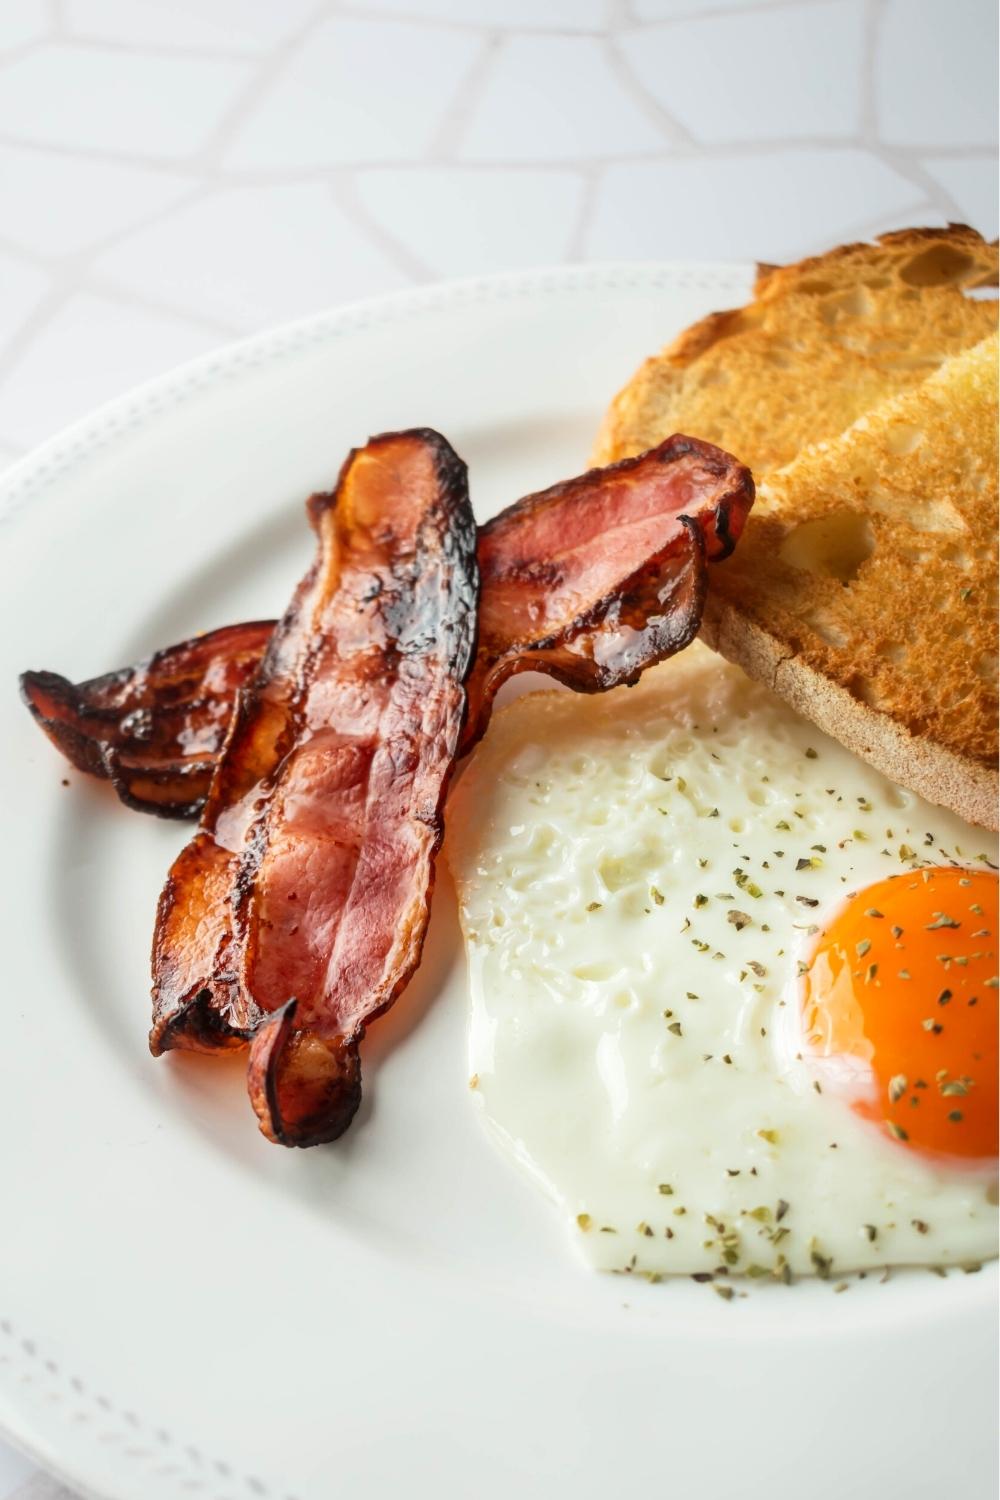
left=593, top=227, right=998, bottom=475
left=701, top=334, right=999, bottom=829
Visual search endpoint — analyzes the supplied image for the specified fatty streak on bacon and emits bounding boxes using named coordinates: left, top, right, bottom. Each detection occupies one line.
left=151, top=429, right=480, bottom=1145
left=19, top=623, right=272, bottom=818
left=26, top=436, right=753, bottom=815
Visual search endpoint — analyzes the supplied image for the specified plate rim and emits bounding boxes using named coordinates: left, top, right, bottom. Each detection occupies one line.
left=0, top=258, right=753, bottom=526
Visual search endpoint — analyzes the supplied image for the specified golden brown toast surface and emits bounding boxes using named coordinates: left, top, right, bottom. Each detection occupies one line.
left=593, top=228, right=999, bottom=827
left=593, top=227, right=998, bottom=475
left=703, top=335, right=999, bottom=828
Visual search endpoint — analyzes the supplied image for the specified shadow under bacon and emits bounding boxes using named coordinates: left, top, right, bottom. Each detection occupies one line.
left=20, top=431, right=754, bottom=1147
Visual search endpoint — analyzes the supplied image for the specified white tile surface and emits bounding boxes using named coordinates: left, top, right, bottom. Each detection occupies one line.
left=459, top=35, right=669, bottom=160
left=94, top=183, right=410, bottom=327
left=617, top=1, right=866, bottom=143
left=65, top=0, right=320, bottom=52
left=0, top=45, right=250, bottom=158
left=223, top=18, right=484, bottom=168
left=0, top=0, right=48, bottom=52
left=0, top=250, right=50, bottom=347
left=878, top=0, right=998, bottom=145
left=0, top=293, right=220, bottom=447
left=345, top=0, right=607, bottom=25
left=632, top=0, right=766, bottom=16
left=585, top=150, right=921, bottom=263
left=922, top=155, right=999, bottom=236
left=0, top=146, right=195, bottom=257
left=355, top=168, right=585, bottom=276
left=0, top=0, right=996, bottom=1492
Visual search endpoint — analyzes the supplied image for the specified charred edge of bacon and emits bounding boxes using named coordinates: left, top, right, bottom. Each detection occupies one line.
left=103, top=751, right=217, bottom=820
left=20, top=622, right=275, bottom=817
left=20, top=670, right=112, bottom=778
left=152, top=986, right=255, bottom=1055
left=247, top=1001, right=364, bottom=1147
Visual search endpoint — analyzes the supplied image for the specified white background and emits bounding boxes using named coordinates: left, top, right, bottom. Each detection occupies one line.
left=1, top=0, right=996, bottom=1494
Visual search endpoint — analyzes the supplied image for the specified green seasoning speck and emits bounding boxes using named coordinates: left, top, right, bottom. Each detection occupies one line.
left=667, top=1021, right=683, bottom=1037
left=804, top=748, right=818, bottom=759
left=809, top=1244, right=832, bottom=1279
left=886, top=1121, right=909, bottom=1142
left=576, top=1213, right=592, bottom=1231
left=650, top=887, right=665, bottom=906
left=694, top=893, right=709, bottom=908
left=712, top=1284, right=735, bottom=1301
left=586, top=901, right=602, bottom=912
left=658, top=1183, right=674, bottom=1196
left=888, top=1074, right=907, bottom=1103
left=865, top=908, right=884, bottom=919
left=921, top=1018, right=943, bottom=1034
left=856, top=938, right=871, bottom=959
left=756, top=1129, right=779, bottom=1145
left=728, top=910, right=751, bottom=931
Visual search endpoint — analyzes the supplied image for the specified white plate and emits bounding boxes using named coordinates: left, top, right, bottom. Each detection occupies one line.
left=1, top=265, right=995, bottom=1500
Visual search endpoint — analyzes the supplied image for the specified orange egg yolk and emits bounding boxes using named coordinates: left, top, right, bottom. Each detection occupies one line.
left=802, top=866, right=998, bottom=1163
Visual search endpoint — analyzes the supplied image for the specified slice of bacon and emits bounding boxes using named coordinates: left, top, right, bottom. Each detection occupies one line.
left=20, top=623, right=273, bottom=818
left=463, top=434, right=750, bottom=747
left=23, top=436, right=753, bottom=818
left=152, top=429, right=479, bottom=1146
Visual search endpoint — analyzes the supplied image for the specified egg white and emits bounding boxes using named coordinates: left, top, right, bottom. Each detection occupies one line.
left=446, top=643, right=998, bottom=1282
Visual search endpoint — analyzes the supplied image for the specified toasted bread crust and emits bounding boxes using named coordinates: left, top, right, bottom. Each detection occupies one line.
left=593, top=228, right=999, bottom=828
left=701, top=597, right=998, bottom=832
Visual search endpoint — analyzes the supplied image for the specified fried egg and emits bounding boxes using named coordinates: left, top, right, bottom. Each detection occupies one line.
left=446, top=643, right=998, bottom=1282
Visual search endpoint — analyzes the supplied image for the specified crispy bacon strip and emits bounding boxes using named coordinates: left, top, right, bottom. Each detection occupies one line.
left=152, top=429, right=479, bottom=1145
left=23, top=437, right=752, bottom=818
left=20, top=623, right=272, bottom=818
left=463, top=434, right=750, bottom=747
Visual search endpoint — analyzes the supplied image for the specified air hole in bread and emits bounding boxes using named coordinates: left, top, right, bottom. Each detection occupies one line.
left=846, top=672, right=880, bottom=708
left=804, top=609, right=848, bottom=648
left=779, top=509, right=875, bottom=583
left=899, top=244, right=974, bottom=288
left=975, top=651, right=999, bottom=683
left=819, top=286, right=875, bottom=323
left=884, top=422, right=925, bottom=456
